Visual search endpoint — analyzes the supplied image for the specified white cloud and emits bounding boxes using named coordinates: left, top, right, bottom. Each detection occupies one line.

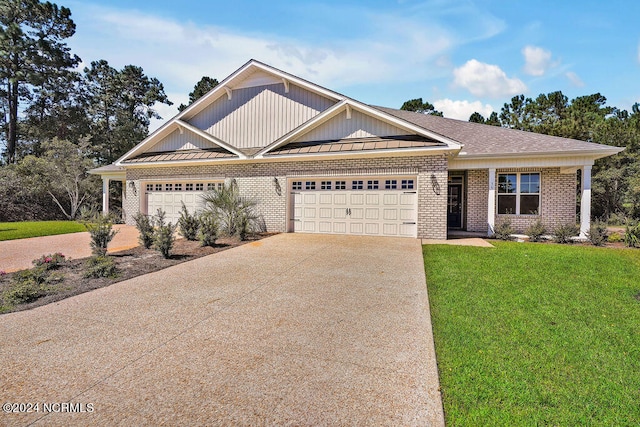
left=453, top=59, right=527, bottom=98
left=433, top=99, right=494, bottom=121
left=522, top=45, right=552, bottom=76
left=565, top=71, right=585, bottom=87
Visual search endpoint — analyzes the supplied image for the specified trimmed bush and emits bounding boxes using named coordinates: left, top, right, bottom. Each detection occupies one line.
left=553, top=223, right=579, bottom=244
left=133, top=212, right=155, bottom=249
left=32, top=252, right=66, bottom=270
left=153, top=209, right=177, bottom=258
left=84, top=214, right=118, bottom=256
left=608, top=232, right=623, bottom=243
left=492, top=218, right=514, bottom=241
left=624, top=222, right=640, bottom=248
left=178, top=202, right=200, bottom=241
left=83, top=255, right=118, bottom=278
left=525, top=218, right=546, bottom=242
left=587, top=221, right=609, bottom=246
left=3, top=266, right=62, bottom=305
left=198, top=212, right=218, bottom=247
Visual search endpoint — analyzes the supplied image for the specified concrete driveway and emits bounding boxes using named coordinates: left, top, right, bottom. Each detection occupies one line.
left=0, top=233, right=444, bottom=426
left=0, top=225, right=140, bottom=273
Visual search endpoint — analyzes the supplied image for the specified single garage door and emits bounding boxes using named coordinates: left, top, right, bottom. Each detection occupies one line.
left=291, top=177, right=417, bottom=237
left=145, top=182, right=222, bottom=224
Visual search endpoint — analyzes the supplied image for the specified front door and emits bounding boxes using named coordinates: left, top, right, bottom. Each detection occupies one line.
left=447, top=183, right=463, bottom=229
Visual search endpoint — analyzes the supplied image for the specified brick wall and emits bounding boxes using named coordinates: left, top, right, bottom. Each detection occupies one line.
left=123, top=154, right=449, bottom=239
left=465, top=167, right=577, bottom=234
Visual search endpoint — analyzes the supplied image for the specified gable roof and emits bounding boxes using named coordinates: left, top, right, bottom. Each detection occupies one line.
left=375, top=106, right=623, bottom=160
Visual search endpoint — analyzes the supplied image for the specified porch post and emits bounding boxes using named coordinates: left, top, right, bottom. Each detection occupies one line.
left=580, top=165, right=592, bottom=238
left=102, top=177, right=110, bottom=215
left=121, top=180, right=126, bottom=221
left=487, top=168, right=496, bottom=236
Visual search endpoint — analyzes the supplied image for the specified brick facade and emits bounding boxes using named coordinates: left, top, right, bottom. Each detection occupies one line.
left=463, top=167, right=577, bottom=234
left=124, top=154, right=449, bottom=239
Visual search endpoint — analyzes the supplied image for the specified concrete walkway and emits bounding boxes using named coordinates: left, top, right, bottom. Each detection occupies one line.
left=0, top=233, right=444, bottom=426
left=0, top=225, right=140, bottom=272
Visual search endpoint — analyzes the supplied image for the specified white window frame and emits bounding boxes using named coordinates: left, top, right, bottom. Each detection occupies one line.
left=497, top=172, right=541, bottom=215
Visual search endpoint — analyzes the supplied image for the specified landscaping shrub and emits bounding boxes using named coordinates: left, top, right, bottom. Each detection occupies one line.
left=587, top=220, right=609, bottom=246
left=553, top=223, right=579, bottom=244
left=525, top=218, right=546, bottom=242
left=83, top=255, right=118, bottom=278
left=201, top=180, right=260, bottom=238
left=32, top=252, right=66, bottom=270
left=178, top=202, right=200, bottom=241
left=608, top=232, right=623, bottom=243
left=3, top=266, right=62, bottom=305
left=133, top=212, right=155, bottom=249
left=492, top=217, right=514, bottom=240
left=153, top=209, right=177, bottom=258
left=84, top=214, right=118, bottom=256
left=198, top=212, right=218, bottom=247
left=624, top=221, right=640, bottom=248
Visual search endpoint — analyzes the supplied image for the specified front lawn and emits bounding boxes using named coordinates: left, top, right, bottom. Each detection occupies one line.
left=424, top=242, right=640, bottom=426
left=0, top=221, right=86, bottom=241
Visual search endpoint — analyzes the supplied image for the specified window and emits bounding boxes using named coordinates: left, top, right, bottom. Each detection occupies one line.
left=165, top=183, right=173, bottom=191
left=207, top=183, right=216, bottom=191
left=385, top=179, right=397, bottom=189
left=351, top=180, right=363, bottom=190
left=320, top=181, right=332, bottom=190
left=305, top=181, right=316, bottom=190
left=155, top=184, right=162, bottom=191
left=195, top=183, right=203, bottom=191
left=185, top=183, right=193, bottom=191
left=401, top=179, right=414, bottom=189
left=497, top=172, right=540, bottom=215
left=174, top=183, right=182, bottom=191
left=292, top=181, right=302, bottom=190
left=335, top=181, right=346, bottom=190
left=367, top=180, right=379, bottom=190
left=217, top=182, right=224, bottom=190
left=146, top=184, right=153, bottom=191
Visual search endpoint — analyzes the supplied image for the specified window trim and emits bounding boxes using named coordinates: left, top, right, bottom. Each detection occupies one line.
left=497, top=172, right=541, bottom=215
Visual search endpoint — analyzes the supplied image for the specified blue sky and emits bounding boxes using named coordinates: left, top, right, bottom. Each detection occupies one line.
left=63, top=0, right=640, bottom=129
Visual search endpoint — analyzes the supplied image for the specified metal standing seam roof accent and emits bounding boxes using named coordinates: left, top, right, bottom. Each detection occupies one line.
left=265, top=135, right=444, bottom=156
left=121, top=148, right=236, bottom=163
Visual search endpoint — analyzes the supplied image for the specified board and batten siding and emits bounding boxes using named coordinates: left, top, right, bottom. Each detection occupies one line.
left=188, top=83, right=335, bottom=149
left=295, top=109, right=412, bottom=143
left=147, top=128, right=218, bottom=153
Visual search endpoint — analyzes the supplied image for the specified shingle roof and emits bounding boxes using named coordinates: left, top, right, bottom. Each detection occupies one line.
left=122, top=148, right=236, bottom=163
left=266, top=135, right=444, bottom=156
left=374, top=106, right=621, bottom=157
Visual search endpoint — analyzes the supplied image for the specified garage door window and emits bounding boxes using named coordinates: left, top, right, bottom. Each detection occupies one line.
left=165, top=184, right=173, bottom=191
left=367, top=180, right=379, bottom=190
left=292, top=181, right=302, bottom=190
left=385, top=180, right=397, bottom=189
left=401, top=179, right=414, bottom=189
left=175, top=183, right=182, bottom=191
left=185, top=183, right=193, bottom=191
left=305, top=181, right=316, bottom=190
left=351, top=180, right=363, bottom=190
left=335, top=181, right=346, bottom=190
left=320, top=181, right=332, bottom=190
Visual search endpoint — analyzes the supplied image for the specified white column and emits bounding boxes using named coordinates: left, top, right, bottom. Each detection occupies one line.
left=121, top=180, right=127, bottom=221
left=102, top=177, right=110, bottom=215
left=580, top=165, right=592, bottom=238
left=487, top=168, right=496, bottom=236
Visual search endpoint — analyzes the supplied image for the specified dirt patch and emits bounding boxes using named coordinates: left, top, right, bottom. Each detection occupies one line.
left=0, top=233, right=276, bottom=314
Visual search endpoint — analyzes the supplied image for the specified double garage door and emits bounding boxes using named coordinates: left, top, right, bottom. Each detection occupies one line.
left=291, top=177, right=418, bottom=238
left=145, top=181, right=222, bottom=224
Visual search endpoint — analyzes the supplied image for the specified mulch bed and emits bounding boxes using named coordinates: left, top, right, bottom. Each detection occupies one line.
left=0, top=233, right=275, bottom=314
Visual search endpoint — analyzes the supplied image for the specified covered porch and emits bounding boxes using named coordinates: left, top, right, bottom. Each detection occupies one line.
left=88, top=164, right=127, bottom=220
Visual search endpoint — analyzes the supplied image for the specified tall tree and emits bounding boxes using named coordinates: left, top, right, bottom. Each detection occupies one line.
left=0, top=0, right=80, bottom=163
left=468, top=112, right=486, bottom=123
left=178, top=76, right=219, bottom=112
left=400, top=98, right=443, bottom=116
left=83, top=60, right=172, bottom=164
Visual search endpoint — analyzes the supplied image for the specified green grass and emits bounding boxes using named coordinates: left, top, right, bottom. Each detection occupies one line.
left=424, top=242, right=640, bottom=426
left=0, top=221, right=86, bottom=241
